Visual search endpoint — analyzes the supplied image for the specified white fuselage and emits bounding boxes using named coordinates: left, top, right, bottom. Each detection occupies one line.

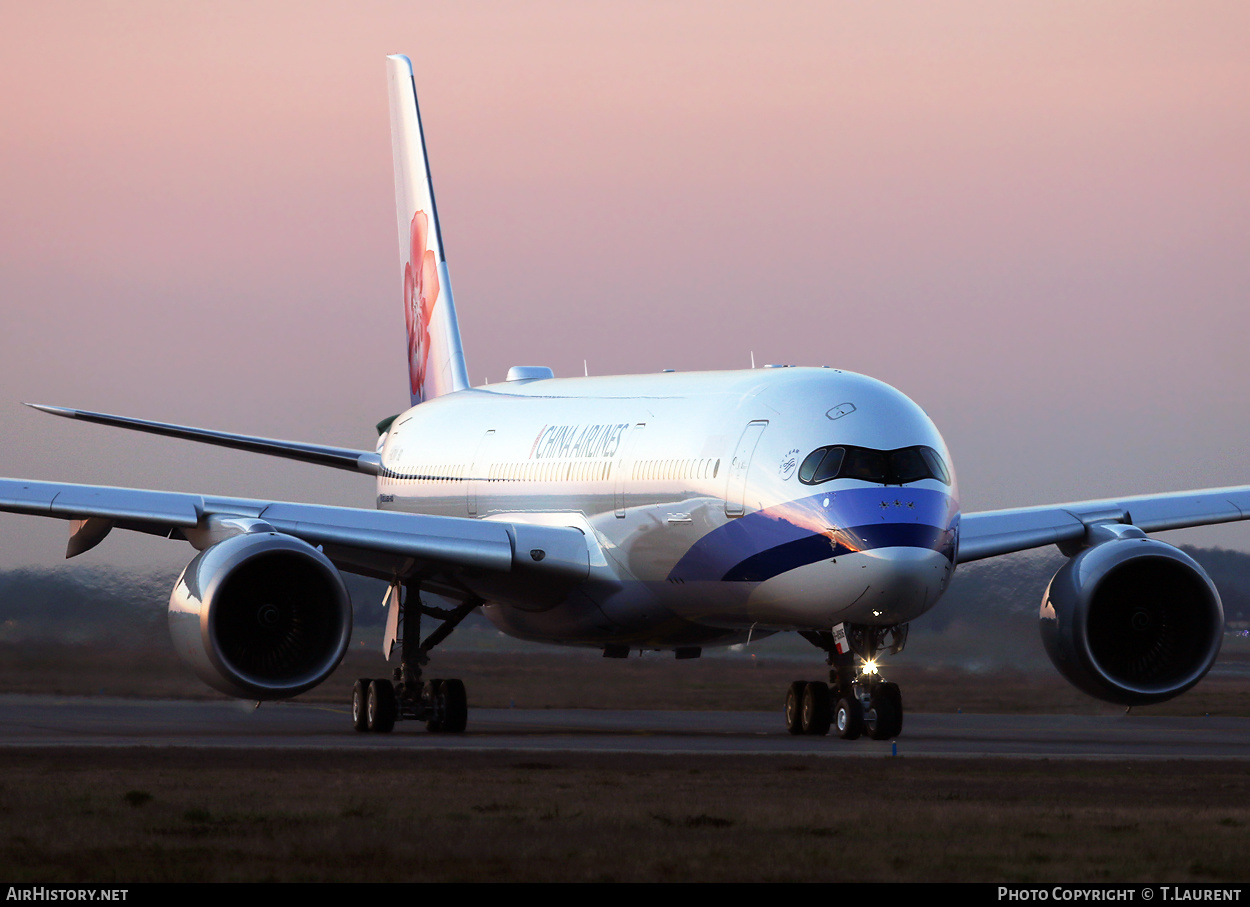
left=376, top=367, right=960, bottom=649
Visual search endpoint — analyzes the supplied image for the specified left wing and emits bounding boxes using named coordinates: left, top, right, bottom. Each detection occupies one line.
left=0, top=477, right=590, bottom=582
left=957, top=485, right=1250, bottom=563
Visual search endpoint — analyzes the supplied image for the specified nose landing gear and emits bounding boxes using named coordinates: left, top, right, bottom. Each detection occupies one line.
left=834, top=692, right=862, bottom=739
left=864, top=679, right=903, bottom=740
left=786, top=624, right=906, bottom=741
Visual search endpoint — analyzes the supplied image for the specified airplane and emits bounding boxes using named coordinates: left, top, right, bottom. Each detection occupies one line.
left=0, top=54, right=1238, bottom=739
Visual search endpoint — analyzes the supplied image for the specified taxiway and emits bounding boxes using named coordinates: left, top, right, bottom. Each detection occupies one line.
left=0, top=695, right=1246, bottom=758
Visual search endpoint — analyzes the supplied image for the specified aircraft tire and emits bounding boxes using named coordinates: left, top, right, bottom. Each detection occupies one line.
left=865, top=689, right=905, bottom=739
left=784, top=681, right=807, bottom=735
left=440, top=679, right=468, bottom=733
left=867, top=682, right=903, bottom=740
left=801, top=681, right=831, bottom=736
left=835, top=696, right=863, bottom=740
left=351, top=678, right=371, bottom=732
left=881, top=681, right=904, bottom=738
left=424, top=679, right=445, bottom=732
left=367, top=679, right=397, bottom=733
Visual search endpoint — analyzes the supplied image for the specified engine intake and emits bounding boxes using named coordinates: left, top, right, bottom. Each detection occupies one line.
left=169, top=532, right=353, bottom=700
left=1040, top=538, right=1223, bottom=705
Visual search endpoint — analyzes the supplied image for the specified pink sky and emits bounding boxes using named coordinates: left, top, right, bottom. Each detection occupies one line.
left=1, top=1, right=1249, bottom=567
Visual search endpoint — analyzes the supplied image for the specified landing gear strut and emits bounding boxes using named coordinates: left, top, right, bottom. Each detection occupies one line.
left=354, top=580, right=478, bottom=734
left=785, top=624, right=907, bottom=740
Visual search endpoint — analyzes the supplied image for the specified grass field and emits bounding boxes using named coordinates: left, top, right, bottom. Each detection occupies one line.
left=0, top=748, right=1247, bottom=882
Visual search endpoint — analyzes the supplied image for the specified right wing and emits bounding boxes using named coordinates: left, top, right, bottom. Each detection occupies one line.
left=26, top=404, right=383, bottom=476
left=957, top=485, right=1250, bottom=563
left=0, top=477, right=590, bottom=583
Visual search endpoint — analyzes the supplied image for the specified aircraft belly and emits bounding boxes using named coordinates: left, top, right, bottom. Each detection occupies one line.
left=481, top=581, right=752, bottom=648
left=480, top=587, right=624, bottom=642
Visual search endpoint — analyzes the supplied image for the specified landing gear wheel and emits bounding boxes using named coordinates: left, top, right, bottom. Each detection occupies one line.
left=423, top=678, right=468, bottom=734
left=880, top=681, right=903, bottom=737
left=800, top=681, right=831, bottom=736
left=366, top=679, right=397, bottom=733
left=424, top=678, right=445, bottom=732
left=835, top=696, right=863, bottom=740
left=351, top=678, right=371, bottom=732
left=440, top=678, right=468, bottom=733
left=866, top=681, right=903, bottom=740
left=784, top=681, right=807, bottom=735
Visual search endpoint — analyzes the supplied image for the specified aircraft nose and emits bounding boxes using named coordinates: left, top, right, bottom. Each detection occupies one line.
left=850, top=546, right=953, bottom=624
left=745, top=542, right=953, bottom=628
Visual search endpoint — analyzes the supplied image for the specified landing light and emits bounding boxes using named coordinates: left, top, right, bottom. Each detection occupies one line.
left=863, top=660, right=879, bottom=675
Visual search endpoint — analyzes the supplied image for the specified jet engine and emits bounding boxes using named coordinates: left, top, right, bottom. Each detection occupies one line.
left=168, top=532, right=353, bottom=700
left=1040, top=537, right=1223, bottom=705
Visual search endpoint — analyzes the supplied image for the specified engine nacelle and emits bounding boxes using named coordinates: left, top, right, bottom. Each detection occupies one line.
left=169, top=532, right=353, bottom=700
left=1040, top=537, right=1223, bottom=705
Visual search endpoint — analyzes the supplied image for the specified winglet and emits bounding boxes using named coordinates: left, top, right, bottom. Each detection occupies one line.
left=386, top=54, right=470, bottom=406
left=24, top=402, right=73, bottom=417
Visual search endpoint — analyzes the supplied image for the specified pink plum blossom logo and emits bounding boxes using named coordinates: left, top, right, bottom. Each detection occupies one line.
left=404, top=210, right=440, bottom=400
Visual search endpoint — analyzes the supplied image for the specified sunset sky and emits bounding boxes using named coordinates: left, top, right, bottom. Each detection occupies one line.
left=1, top=2, right=1248, bottom=570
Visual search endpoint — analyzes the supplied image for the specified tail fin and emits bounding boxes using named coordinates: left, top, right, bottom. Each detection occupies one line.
left=386, top=54, right=470, bottom=406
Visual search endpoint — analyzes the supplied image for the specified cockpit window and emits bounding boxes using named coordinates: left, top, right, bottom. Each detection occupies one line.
left=842, top=447, right=887, bottom=482
left=797, top=445, right=950, bottom=486
left=889, top=446, right=930, bottom=484
left=798, top=448, right=826, bottom=484
left=918, top=446, right=951, bottom=485
left=811, top=446, right=846, bottom=483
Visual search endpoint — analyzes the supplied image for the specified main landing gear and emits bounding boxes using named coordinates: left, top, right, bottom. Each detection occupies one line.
left=352, top=581, right=479, bottom=734
left=784, top=624, right=907, bottom=741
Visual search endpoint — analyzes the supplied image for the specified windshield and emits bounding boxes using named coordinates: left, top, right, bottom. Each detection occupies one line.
left=797, top=445, right=950, bottom=486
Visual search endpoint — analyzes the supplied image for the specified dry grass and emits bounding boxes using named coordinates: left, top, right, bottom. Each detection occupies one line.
left=0, top=749, right=1247, bottom=882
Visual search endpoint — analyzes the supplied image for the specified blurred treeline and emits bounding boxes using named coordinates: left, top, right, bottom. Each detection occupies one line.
left=0, top=546, right=1246, bottom=668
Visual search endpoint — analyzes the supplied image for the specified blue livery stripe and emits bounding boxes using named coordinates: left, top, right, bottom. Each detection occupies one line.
left=668, top=487, right=957, bottom=583
left=721, top=523, right=950, bottom=582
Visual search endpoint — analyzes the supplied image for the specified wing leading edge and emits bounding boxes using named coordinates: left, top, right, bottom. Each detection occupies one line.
left=957, top=485, right=1250, bottom=563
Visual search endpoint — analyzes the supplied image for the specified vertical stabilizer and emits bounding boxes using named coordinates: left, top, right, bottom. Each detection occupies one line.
left=386, top=54, right=470, bottom=406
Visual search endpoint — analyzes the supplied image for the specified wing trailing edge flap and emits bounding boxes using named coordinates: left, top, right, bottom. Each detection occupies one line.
left=957, top=485, right=1250, bottom=564
left=0, top=479, right=203, bottom=528
left=67, top=518, right=115, bottom=558
left=0, top=477, right=590, bottom=582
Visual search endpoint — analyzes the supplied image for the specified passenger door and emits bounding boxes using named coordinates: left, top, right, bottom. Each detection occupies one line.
left=614, top=423, right=646, bottom=518
left=725, top=421, right=768, bottom=517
